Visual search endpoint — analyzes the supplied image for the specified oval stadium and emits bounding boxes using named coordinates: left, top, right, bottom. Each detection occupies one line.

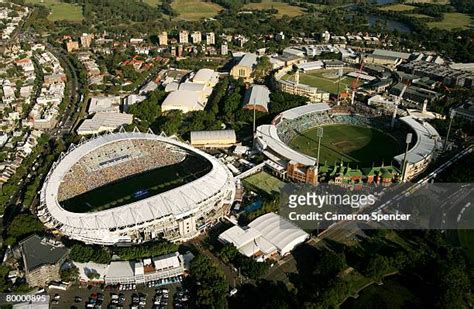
left=255, top=103, right=440, bottom=183
left=37, top=132, right=235, bottom=245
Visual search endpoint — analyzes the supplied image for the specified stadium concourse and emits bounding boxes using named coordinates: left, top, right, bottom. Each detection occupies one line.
left=37, top=131, right=235, bottom=246
left=254, top=103, right=440, bottom=183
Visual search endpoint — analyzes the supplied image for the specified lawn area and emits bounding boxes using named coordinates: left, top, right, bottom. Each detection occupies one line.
left=243, top=0, right=305, bottom=18
left=60, top=156, right=211, bottom=213
left=143, top=0, right=161, bottom=7
left=172, top=0, right=223, bottom=21
left=242, top=171, right=285, bottom=196
left=405, top=0, right=449, bottom=3
left=290, top=124, right=401, bottom=166
left=26, top=0, right=83, bottom=22
left=427, top=12, right=473, bottom=30
left=379, top=4, right=415, bottom=12
left=282, top=69, right=359, bottom=94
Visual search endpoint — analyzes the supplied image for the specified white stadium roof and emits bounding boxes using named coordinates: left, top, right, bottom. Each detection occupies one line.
left=394, top=116, right=439, bottom=165
left=255, top=124, right=316, bottom=166
left=278, top=103, right=331, bottom=120
left=39, top=132, right=234, bottom=244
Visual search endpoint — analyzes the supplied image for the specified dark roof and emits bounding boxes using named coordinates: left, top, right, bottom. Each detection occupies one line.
left=20, top=235, right=68, bottom=272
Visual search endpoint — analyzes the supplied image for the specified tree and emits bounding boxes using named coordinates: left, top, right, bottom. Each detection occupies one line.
left=69, top=244, right=111, bottom=264
left=188, top=255, right=228, bottom=308
left=60, top=265, right=79, bottom=282
left=362, top=254, right=392, bottom=281
left=6, top=213, right=44, bottom=245
left=222, top=91, right=242, bottom=118
left=253, top=56, right=272, bottom=81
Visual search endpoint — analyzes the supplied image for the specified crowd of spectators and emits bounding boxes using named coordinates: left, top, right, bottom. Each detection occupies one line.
left=58, top=140, right=186, bottom=201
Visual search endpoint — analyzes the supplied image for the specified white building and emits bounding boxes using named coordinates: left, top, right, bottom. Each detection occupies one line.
left=88, top=96, right=121, bottom=114
left=206, top=32, right=215, bottom=45
left=77, top=112, right=133, bottom=135
left=218, top=212, right=309, bottom=259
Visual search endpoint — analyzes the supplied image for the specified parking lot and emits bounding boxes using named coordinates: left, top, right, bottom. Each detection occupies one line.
left=48, top=283, right=189, bottom=309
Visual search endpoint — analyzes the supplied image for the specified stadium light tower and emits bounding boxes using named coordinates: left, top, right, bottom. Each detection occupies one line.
left=443, top=109, right=455, bottom=152
left=401, top=132, right=413, bottom=182
left=391, top=84, right=408, bottom=128
left=316, top=127, right=324, bottom=178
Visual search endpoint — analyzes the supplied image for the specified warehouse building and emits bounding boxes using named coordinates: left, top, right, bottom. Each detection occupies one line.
left=242, top=85, right=271, bottom=113
left=190, top=130, right=237, bottom=148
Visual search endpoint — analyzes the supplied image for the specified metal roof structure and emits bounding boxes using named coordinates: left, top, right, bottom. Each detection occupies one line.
left=77, top=112, right=133, bottom=135
left=242, top=85, right=271, bottom=112
left=394, top=116, right=439, bottom=165
left=38, top=132, right=234, bottom=244
left=372, top=49, right=411, bottom=60
left=278, top=103, right=331, bottom=120
left=20, top=235, right=68, bottom=272
left=255, top=124, right=316, bottom=166
left=190, top=130, right=236, bottom=144
left=236, top=53, right=257, bottom=69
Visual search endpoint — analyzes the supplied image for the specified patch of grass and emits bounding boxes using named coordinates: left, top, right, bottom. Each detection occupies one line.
left=26, top=0, right=83, bottom=22
left=405, top=13, right=433, bottom=19
left=405, top=0, right=449, bottom=3
left=427, top=12, right=473, bottom=30
left=243, top=0, right=305, bottom=18
left=290, top=124, right=401, bottom=166
left=379, top=4, right=415, bottom=12
left=172, top=0, right=223, bottom=21
left=242, top=172, right=285, bottom=196
left=142, top=0, right=161, bottom=7
left=282, top=69, right=359, bottom=95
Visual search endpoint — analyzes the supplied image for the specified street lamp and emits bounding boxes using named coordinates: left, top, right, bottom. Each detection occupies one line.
left=401, top=133, right=413, bottom=182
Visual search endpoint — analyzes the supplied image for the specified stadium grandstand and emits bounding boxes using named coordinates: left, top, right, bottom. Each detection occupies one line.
left=254, top=103, right=440, bottom=183
left=38, top=132, right=235, bottom=245
left=394, top=116, right=440, bottom=180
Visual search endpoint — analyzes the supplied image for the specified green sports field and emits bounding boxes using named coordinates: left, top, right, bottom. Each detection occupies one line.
left=242, top=171, right=285, bottom=196
left=290, top=124, right=401, bottom=166
left=60, top=156, right=211, bottom=213
left=282, top=69, right=360, bottom=95
left=26, top=0, right=83, bottom=22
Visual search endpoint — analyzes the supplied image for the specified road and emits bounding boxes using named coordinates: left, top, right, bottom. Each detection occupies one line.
left=317, top=144, right=474, bottom=243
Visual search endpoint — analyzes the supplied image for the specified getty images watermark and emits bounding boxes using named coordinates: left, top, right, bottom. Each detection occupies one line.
left=279, top=183, right=474, bottom=230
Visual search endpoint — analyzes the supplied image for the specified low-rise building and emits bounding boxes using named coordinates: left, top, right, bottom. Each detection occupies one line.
left=242, top=85, right=271, bottom=113
left=190, top=130, right=237, bottom=148
left=19, top=235, right=68, bottom=287
left=230, top=53, right=257, bottom=82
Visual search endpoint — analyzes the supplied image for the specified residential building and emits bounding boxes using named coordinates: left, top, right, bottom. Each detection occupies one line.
left=158, top=31, right=168, bottom=46
left=179, top=30, right=189, bottom=44
left=191, top=31, right=201, bottom=44
left=206, top=32, right=215, bottom=45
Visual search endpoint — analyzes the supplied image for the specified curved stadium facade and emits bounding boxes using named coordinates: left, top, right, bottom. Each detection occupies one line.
left=38, top=132, right=235, bottom=245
